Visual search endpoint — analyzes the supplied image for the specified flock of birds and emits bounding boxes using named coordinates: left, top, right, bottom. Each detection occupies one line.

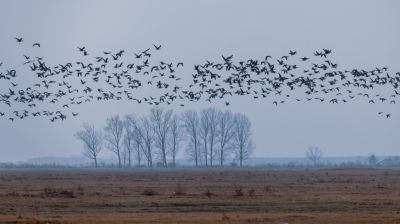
left=0, top=37, right=399, bottom=122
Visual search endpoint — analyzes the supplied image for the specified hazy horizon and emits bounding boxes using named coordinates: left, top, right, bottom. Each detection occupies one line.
left=0, top=0, right=399, bottom=162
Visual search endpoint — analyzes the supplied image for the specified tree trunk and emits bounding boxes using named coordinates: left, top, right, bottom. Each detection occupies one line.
left=148, top=147, right=153, bottom=167
left=172, top=139, right=176, bottom=167
left=137, top=142, right=141, bottom=167
left=128, top=150, right=131, bottom=168
left=162, top=142, right=167, bottom=167
left=204, top=139, right=208, bottom=167
left=117, top=148, right=121, bottom=168
left=220, top=146, right=223, bottom=167
left=239, top=146, right=243, bottom=167
left=210, top=144, right=213, bottom=167
left=194, top=139, right=198, bottom=167
left=172, top=150, right=176, bottom=167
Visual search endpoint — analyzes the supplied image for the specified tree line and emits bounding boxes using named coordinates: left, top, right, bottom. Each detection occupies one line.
left=75, top=108, right=254, bottom=168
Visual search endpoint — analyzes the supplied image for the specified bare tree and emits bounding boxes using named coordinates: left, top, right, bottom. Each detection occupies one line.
left=75, top=123, right=103, bottom=168
left=121, top=148, right=128, bottom=167
left=217, top=110, right=235, bottom=166
left=306, top=146, right=323, bottom=167
left=139, top=117, right=155, bottom=167
left=181, top=110, right=200, bottom=167
left=231, top=113, right=254, bottom=167
left=104, top=115, right=124, bottom=168
left=169, top=114, right=182, bottom=167
left=199, top=109, right=210, bottom=166
left=123, top=116, right=135, bottom=168
left=132, top=125, right=143, bottom=167
left=150, top=107, right=172, bottom=167
left=368, top=154, right=378, bottom=167
left=208, top=108, right=219, bottom=166
left=125, top=114, right=144, bottom=167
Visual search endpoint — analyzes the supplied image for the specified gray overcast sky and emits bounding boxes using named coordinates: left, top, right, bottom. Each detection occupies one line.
left=0, top=0, right=399, bottom=162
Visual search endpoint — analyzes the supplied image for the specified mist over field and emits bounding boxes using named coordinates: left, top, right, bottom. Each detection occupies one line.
left=0, top=0, right=399, bottom=164
left=0, top=1, right=400, bottom=223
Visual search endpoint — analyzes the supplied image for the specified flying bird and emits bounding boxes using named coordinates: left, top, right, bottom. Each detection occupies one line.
left=0, top=43, right=398, bottom=122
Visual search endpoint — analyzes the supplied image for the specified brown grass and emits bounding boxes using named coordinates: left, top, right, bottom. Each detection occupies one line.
left=0, top=168, right=399, bottom=223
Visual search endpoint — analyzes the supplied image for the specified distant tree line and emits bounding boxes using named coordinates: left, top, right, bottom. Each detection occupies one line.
left=75, top=107, right=254, bottom=168
left=2, top=155, right=400, bottom=169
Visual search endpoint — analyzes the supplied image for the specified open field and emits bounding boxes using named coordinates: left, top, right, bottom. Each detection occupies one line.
left=0, top=168, right=399, bottom=224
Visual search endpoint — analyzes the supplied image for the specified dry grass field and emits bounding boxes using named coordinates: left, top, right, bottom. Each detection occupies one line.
left=0, top=168, right=399, bottom=224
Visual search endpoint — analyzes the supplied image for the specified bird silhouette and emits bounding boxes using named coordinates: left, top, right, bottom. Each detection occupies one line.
left=0, top=42, right=398, bottom=122
left=153, top=44, right=162, bottom=50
